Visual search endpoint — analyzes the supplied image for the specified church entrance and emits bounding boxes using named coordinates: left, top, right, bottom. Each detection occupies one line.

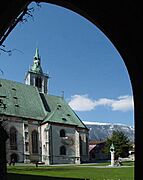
left=10, top=153, right=18, bottom=162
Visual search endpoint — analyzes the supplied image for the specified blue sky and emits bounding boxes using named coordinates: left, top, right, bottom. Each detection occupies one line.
left=0, top=2, right=134, bottom=127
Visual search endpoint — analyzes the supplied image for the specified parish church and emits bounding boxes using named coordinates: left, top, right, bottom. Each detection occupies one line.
left=0, top=48, right=89, bottom=165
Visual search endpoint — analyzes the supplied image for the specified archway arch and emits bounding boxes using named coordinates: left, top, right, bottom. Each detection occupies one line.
left=0, top=1, right=142, bottom=179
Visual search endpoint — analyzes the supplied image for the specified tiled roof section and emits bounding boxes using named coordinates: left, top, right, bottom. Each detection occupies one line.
left=0, top=78, right=87, bottom=129
left=0, top=79, right=46, bottom=120
left=41, top=94, right=87, bottom=128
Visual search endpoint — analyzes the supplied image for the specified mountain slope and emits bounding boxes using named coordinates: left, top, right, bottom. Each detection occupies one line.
left=84, top=121, right=134, bottom=142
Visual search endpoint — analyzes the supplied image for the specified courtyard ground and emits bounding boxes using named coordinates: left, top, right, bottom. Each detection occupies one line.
left=7, top=161, right=134, bottom=180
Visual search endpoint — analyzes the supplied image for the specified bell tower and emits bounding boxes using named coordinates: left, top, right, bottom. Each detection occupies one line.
left=25, top=48, right=49, bottom=94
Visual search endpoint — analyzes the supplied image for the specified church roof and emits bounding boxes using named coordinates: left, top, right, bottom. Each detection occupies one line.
left=41, top=94, right=86, bottom=128
left=0, top=79, right=46, bottom=120
left=0, top=79, right=87, bottom=129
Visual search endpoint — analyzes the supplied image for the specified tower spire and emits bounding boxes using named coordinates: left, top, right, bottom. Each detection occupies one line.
left=25, top=47, right=49, bottom=94
left=30, top=48, right=43, bottom=74
left=34, top=47, right=40, bottom=60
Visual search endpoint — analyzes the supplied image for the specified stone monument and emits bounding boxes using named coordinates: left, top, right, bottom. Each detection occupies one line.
left=110, top=143, right=115, bottom=166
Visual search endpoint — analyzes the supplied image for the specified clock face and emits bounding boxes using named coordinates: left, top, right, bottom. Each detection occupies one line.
left=61, top=137, right=74, bottom=145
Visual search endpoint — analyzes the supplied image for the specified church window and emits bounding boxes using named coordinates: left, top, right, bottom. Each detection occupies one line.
left=25, top=132, right=28, bottom=141
left=35, top=77, right=42, bottom=89
left=31, top=130, right=38, bottom=154
left=24, top=124, right=28, bottom=131
left=25, top=142, right=29, bottom=152
left=60, top=145, right=66, bottom=155
left=10, top=127, right=17, bottom=150
left=79, top=136, right=83, bottom=156
left=60, top=129, right=66, bottom=137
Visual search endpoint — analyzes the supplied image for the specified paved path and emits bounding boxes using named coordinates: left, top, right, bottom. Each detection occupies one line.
left=8, top=163, right=133, bottom=168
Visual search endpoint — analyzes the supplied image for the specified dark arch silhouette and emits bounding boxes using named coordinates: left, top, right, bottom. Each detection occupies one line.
left=10, top=153, right=18, bottom=163
left=0, top=1, right=142, bottom=179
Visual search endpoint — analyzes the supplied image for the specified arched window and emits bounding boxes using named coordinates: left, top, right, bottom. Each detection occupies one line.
left=60, top=129, right=66, bottom=137
left=35, top=77, right=42, bottom=89
left=10, top=127, right=17, bottom=150
left=60, top=145, right=66, bottom=155
left=31, top=130, right=38, bottom=154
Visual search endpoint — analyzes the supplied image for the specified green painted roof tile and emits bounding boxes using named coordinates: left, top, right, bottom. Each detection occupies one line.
left=0, top=79, right=87, bottom=129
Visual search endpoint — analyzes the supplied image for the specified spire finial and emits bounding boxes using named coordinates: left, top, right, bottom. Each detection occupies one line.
left=34, top=47, right=40, bottom=60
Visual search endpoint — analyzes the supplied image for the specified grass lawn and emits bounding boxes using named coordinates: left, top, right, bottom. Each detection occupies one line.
left=7, top=163, right=134, bottom=180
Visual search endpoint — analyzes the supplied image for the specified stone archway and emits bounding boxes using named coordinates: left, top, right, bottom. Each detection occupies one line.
left=0, top=1, right=142, bottom=179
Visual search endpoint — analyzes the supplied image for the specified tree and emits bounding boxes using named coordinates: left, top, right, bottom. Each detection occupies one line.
left=103, top=130, right=132, bottom=159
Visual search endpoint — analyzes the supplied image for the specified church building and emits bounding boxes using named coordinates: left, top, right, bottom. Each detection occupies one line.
left=0, top=48, right=89, bottom=164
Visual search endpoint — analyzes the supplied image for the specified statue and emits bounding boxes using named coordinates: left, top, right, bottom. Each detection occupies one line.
left=110, top=143, right=115, bottom=166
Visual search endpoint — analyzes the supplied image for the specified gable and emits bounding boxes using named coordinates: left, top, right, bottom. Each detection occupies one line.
left=41, top=94, right=87, bottom=129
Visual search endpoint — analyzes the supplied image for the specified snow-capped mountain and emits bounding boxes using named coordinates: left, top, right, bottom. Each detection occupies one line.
left=83, top=121, right=134, bottom=142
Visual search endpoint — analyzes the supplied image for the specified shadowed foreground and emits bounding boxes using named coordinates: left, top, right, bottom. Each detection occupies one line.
left=8, top=173, right=84, bottom=180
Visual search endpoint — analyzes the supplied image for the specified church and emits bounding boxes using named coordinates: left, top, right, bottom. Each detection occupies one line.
left=0, top=48, right=89, bottom=165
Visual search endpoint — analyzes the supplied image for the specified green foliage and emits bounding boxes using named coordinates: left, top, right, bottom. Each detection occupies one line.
left=103, top=130, right=132, bottom=159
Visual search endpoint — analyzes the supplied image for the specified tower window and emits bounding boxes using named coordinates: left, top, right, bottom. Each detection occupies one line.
left=35, top=77, right=42, bottom=89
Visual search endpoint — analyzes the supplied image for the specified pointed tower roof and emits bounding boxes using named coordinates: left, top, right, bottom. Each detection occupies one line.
left=34, top=47, right=40, bottom=60
left=30, top=48, right=43, bottom=74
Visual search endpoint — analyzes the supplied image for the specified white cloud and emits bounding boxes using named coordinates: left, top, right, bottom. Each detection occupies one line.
left=111, top=95, right=134, bottom=112
left=68, top=94, right=95, bottom=111
left=68, top=94, right=134, bottom=112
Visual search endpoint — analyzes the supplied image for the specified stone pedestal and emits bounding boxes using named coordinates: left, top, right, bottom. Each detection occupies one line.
left=110, top=151, right=115, bottom=166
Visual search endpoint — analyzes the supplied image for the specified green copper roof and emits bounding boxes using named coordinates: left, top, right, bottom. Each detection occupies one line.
left=0, top=79, right=46, bottom=120
left=30, top=48, right=43, bottom=74
left=41, top=94, right=86, bottom=128
left=0, top=79, right=87, bottom=129
left=34, top=48, right=40, bottom=59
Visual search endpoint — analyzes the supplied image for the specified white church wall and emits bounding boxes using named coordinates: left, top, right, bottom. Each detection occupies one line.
left=40, top=123, right=50, bottom=164
left=50, top=124, right=80, bottom=164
